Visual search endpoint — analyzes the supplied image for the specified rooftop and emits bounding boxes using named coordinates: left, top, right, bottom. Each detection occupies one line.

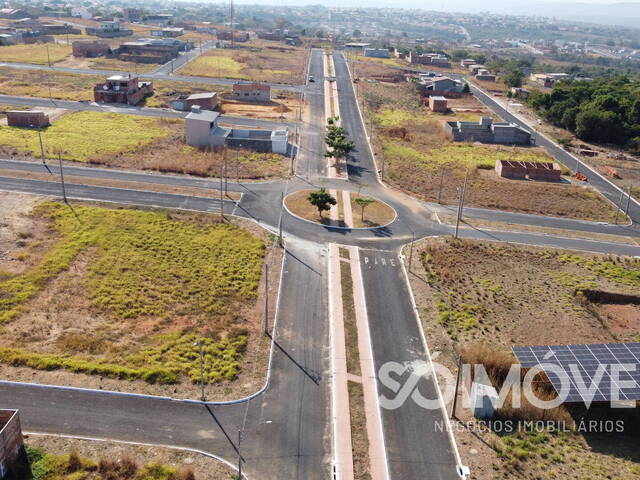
left=187, top=92, right=217, bottom=100
left=186, top=110, right=220, bottom=122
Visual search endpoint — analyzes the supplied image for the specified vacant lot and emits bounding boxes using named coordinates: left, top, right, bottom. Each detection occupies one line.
left=0, top=197, right=278, bottom=398
left=361, top=81, right=619, bottom=222
left=0, top=111, right=172, bottom=161
left=0, top=44, right=72, bottom=64
left=56, top=54, right=158, bottom=73
left=406, top=238, right=640, bottom=479
left=0, top=111, right=289, bottom=179
left=180, top=45, right=307, bottom=84
left=26, top=436, right=235, bottom=480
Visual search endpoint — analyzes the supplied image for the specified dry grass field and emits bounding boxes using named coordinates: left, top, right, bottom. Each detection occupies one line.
left=0, top=195, right=280, bottom=399
left=0, top=43, right=72, bottom=64
left=0, top=111, right=288, bottom=179
left=179, top=44, right=307, bottom=84
left=406, top=237, right=640, bottom=480
left=25, top=436, right=235, bottom=480
left=360, top=81, right=619, bottom=222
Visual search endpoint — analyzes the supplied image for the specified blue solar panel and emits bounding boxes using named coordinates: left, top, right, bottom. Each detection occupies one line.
left=512, top=342, right=640, bottom=403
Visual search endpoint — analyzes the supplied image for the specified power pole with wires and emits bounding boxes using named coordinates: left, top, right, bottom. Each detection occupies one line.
left=219, top=149, right=225, bottom=221
left=58, top=153, right=67, bottom=203
left=224, top=147, right=228, bottom=195
left=454, top=168, right=469, bottom=239
left=236, top=148, right=240, bottom=184
left=46, top=44, right=51, bottom=67
left=624, top=185, right=632, bottom=217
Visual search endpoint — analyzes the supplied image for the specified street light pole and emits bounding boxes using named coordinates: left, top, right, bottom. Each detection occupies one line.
left=46, top=44, right=51, bottom=67
left=195, top=341, right=205, bottom=401
left=624, top=185, right=632, bottom=217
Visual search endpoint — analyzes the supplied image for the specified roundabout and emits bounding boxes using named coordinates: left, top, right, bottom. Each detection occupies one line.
left=284, top=188, right=396, bottom=229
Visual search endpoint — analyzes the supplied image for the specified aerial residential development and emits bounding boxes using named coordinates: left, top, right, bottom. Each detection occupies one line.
left=0, top=1, right=639, bottom=480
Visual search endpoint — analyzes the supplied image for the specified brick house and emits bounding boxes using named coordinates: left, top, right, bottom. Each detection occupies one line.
left=232, top=82, right=271, bottom=102
left=6, top=110, right=50, bottom=128
left=171, top=92, right=219, bottom=111
left=94, top=75, right=153, bottom=105
left=72, top=40, right=110, bottom=57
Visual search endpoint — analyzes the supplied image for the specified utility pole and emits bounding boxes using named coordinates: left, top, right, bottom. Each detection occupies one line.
left=624, top=185, right=632, bottom=217
left=278, top=191, right=284, bottom=247
left=450, top=355, right=462, bottom=419
left=263, top=263, right=269, bottom=336
left=379, top=148, right=385, bottom=181
left=235, top=148, right=240, bottom=184
left=219, top=149, right=225, bottom=221
left=237, top=429, right=242, bottom=479
left=614, top=189, right=625, bottom=224
left=58, top=153, right=67, bottom=203
left=437, top=167, right=444, bottom=204
left=36, top=127, right=50, bottom=173
left=46, top=44, right=51, bottom=67
left=195, top=341, right=205, bottom=401
left=408, top=231, right=415, bottom=273
left=454, top=168, right=469, bottom=239
left=224, top=148, right=228, bottom=195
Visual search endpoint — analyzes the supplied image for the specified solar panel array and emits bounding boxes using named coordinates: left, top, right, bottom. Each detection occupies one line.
left=512, top=343, right=640, bottom=403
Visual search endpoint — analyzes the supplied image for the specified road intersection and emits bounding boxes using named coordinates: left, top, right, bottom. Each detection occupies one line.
left=0, top=48, right=639, bottom=480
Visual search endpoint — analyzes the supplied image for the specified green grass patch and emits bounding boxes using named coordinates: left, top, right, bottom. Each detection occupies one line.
left=0, top=111, right=173, bottom=162
left=373, top=108, right=427, bottom=127
left=0, top=202, right=265, bottom=383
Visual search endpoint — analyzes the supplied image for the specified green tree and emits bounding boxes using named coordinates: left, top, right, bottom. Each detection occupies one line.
left=354, top=197, right=375, bottom=222
left=307, top=188, right=337, bottom=219
left=461, top=83, right=470, bottom=94
left=504, top=69, right=525, bottom=88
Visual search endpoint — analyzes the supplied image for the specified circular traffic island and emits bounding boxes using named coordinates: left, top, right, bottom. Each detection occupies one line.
left=284, top=189, right=396, bottom=229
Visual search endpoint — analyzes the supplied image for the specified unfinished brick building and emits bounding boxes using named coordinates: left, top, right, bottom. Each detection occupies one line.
left=495, top=160, right=562, bottom=181
left=72, top=40, right=110, bottom=57
left=6, top=110, right=50, bottom=128
left=0, top=410, right=24, bottom=479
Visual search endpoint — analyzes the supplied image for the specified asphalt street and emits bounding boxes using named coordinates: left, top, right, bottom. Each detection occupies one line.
left=359, top=248, right=460, bottom=480
left=0, top=94, right=294, bottom=129
left=332, top=52, right=379, bottom=185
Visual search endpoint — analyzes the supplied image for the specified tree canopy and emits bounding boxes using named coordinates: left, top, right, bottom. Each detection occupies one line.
left=527, top=76, right=640, bottom=151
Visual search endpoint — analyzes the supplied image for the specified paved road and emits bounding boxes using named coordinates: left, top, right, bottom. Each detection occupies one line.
left=296, top=48, right=326, bottom=178
left=0, top=62, right=302, bottom=92
left=0, top=94, right=294, bottom=129
left=332, top=52, right=378, bottom=185
left=430, top=202, right=640, bottom=237
left=359, top=248, right=460, bottom=480
left=0, top=239, right=330, bottom=479
left=151, top=42, right=216, bottom=76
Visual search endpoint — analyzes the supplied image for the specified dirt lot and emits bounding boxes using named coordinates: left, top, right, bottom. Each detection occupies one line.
left=24, top=435, right=235, bottom=480
left=405, top=237, right=640, bottom=480
left=220, top=97, right=301, bottom=122
left=0, top=194, right=283, bottom=400
left=359, top=81, right=619, bottom=222
left=56, top=54, right=158, bottom=73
